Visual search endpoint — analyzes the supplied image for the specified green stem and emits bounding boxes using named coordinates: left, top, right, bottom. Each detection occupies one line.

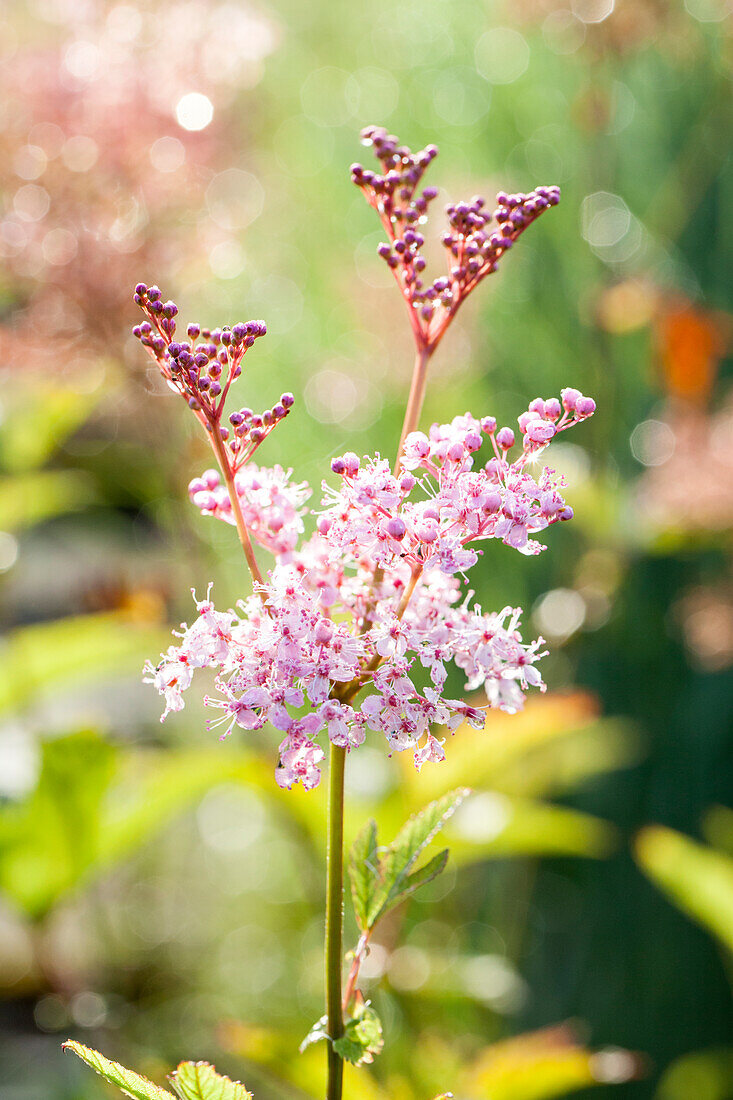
left=325, top=743, right=347, bottom=1100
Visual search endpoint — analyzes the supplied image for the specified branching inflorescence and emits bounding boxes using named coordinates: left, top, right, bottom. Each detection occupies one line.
left=123, top=124, right=600, bottom=1100
left=351, top=125, right=559, bottom=353
left=137, top=126, right=595, bottom=796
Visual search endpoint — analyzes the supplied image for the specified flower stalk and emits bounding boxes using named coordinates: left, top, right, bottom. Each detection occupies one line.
left=396, top=344, right=432, bottom=474
left=208, top=427, right=265, bottom=588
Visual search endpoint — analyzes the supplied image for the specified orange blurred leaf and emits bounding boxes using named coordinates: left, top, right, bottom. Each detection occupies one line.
left=656, top=304, right=729, bottom=403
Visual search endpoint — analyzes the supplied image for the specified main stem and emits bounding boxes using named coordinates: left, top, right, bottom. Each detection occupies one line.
left=325, top=743, right=347, bottom=1100
left=324, top=343, right=431, bottom=1100
left=395, top=344, right=432, bottom=475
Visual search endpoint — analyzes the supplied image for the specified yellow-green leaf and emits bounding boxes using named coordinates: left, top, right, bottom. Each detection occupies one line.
left=62, top=1040, right=174, bottom=1100
left=635, top=825, right=733, bottom=953
left=349, top=819, right=379, bottom=932
left=169, top=1061, right=253, bottom=1100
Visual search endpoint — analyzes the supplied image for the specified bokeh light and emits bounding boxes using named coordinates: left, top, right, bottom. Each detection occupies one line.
left=175, top=92, right=214, bottom=131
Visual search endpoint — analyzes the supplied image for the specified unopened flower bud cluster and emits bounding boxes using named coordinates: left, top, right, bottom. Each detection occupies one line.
left=132, top=282, right=293, bottom=470
left=351, top=126, right=560, bottom=350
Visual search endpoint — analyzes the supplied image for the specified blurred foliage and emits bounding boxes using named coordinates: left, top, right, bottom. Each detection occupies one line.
left=464, top=1025, right=641, bottom=1099
left=634, top=825, right=733, bottom=955
left=0, top=0, right=732, bottom=1097
left=0, top=732, right=263, bottom=919
left=655, top=1048, right=733, bottom=1100
left=223, top=1020, right=640, bottom=1099
left=0, top=613, right=168, bottom=718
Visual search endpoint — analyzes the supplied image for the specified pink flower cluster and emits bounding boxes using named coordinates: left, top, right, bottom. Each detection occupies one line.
left=189, top=465, right=311, bottom=555
left=321, top=391, right=595, bottom=565
left=145, top=391, right=595, bottom=790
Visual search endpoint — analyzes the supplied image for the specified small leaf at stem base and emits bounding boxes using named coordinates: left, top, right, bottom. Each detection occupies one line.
left=332, top=1002, right=384, bottom=1067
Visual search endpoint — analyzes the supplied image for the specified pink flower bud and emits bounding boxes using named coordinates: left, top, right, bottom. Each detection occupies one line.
left=465, top=431, right=482, bottom=452
left=416, top=519, right=439, bottom=543
left=496, top=427, right=515, bottom=450
left=405, top=432, right=430, bottom=460
left=387, top=517, right=407, bottom=539
left=526, top=419, right=556, bottom=444
left=202, top=469, right=220, bottom=489
left=575, top=395, right=596, bottom=417
left=447, top=442, right=465, bottom=462
left=561, top=387, right=581, bottom=412
left=192, top=491, right=217, bottom=511
left=544, top=398, right=562, bottom=420
left=528, top=398, right=546, bottom=416
left=400, top=473, right=416, bottom=492
left=518, top=411, right=538, bottom=433
left=314, top=620, right=333, bottom=645
left=481, top=416, right=497, bottom=434
left=342, top=452, right=361, bottom=475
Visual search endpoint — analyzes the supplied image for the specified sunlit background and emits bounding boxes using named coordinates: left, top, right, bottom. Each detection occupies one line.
left=1, top=0, right=732, bottom=1097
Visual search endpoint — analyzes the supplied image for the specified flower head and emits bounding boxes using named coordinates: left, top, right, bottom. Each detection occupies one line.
left=139, top=129, right=597, bottom=794
left=143, top=386, right=593, bottom=789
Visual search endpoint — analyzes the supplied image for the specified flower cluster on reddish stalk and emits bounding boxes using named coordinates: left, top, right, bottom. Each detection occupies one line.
left=351, top=125, right=559, bottom=356
left=135, top=126, right=595, bottom=1100
left=132, top=283, right=294, bottom=585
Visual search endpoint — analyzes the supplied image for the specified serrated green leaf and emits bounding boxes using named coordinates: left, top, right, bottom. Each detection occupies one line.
left=62, top=1040, right=174, bottom=1100
left=332, top=1003, right=384, bottom=1067
left=299, top=1015, right=329, bottom=1053
left=366, top=788, right=469, bottom=927
left=348, top=820, right=379, bottom=931
left=399, top=848, right=449, bottom=900
left=169, top=1062, right=253, bottom=1100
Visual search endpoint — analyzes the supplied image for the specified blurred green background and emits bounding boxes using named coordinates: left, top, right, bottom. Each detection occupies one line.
left=0, top=0, right=731, bottom=1098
